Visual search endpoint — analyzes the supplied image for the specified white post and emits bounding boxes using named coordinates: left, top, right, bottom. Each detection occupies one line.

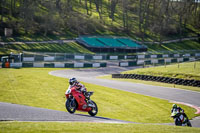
left=19, top=53, right=22, bottom=62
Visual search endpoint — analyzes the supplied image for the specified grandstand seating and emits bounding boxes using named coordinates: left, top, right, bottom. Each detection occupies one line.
left=80, top=37, right=106, bottom=47
left=117, top=38, right=141, bottom=48
left=76, top=36, right=147, bottom=53
left=97, top=38, right=126, bottom=48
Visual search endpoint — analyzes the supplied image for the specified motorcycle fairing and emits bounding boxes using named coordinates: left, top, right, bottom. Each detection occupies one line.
left=70, top=87, right=92, bottom=112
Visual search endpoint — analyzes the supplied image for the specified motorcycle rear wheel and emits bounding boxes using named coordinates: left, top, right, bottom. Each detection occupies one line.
left=66, top=98, right=77, bottom=114
left=88, top=100, right=98, bottom=116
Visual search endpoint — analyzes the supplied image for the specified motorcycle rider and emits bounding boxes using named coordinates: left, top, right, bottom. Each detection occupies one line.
left=171, top=104, right=188, bottom=120
left=66, top=77, right=87, bottom=96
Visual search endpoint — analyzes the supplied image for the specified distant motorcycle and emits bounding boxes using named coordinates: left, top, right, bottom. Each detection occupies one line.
left=65, top=86, right=98, bottom=116
left=171, top=109, right=192, bottom=127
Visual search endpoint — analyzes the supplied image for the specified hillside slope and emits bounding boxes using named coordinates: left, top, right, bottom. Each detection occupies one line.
left=0, top=0, right=199, bottom=42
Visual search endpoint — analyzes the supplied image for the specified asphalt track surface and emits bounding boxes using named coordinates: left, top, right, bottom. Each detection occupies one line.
left=0, top=102, right=128, bottom=123
left=1, top=66, right=200, bottom=127
left=50, top=66, right=200, bottom=107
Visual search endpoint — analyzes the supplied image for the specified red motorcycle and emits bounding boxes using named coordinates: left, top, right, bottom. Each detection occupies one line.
left=65, top=86, right=98, bottom=116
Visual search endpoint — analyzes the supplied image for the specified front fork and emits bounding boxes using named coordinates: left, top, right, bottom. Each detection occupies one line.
left=87, top=100, right=95, bottom=108
left=68, top=96, right=76, bottom=107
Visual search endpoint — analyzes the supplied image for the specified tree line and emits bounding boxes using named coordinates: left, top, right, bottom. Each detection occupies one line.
left=0, top=0, right=200, bottom=42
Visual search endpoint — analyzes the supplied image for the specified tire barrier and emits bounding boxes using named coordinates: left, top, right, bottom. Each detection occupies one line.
left=112, top=74, right=200, bottom=87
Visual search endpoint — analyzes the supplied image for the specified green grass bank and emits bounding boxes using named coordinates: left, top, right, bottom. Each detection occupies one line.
left=0, top=42, right=94, bottom=55
left=145, top=40, right=200, bottom=53
left=0, top=40, right=199, bottom=55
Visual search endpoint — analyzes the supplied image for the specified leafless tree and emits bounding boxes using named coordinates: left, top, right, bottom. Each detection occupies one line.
left=94, top=0, right=102, bottom=19
left=85, top=0, right=89, bottom=15
left=110, top=0, right=118, bottom=21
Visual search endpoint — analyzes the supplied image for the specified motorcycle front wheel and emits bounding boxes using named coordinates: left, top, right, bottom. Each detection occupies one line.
left=174, top=118, right=182, bottom=126
left=187, top=120, right=192, bottom=127
left=88, top=100, right=98, bottom=116
left=65, top=98, right=77, bottom=114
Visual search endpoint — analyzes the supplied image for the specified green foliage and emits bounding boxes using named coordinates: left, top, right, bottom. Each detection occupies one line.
left=1, top=122, right=200, bottom=133
left=0, top=68, right=197, bottom=123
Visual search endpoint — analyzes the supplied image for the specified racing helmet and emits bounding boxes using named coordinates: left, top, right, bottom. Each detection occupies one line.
left=69, top=77, right=77, bottom=85
left=172, top=104, right=177, bottom=108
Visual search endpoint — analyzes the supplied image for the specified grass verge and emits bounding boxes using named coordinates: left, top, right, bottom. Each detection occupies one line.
left=1, top=122, right=200, bottom=133
left=0, top=68, right=198, bottom=123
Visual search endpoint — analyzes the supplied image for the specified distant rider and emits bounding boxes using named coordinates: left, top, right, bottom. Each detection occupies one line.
left=66, top=77, right=87, bottom=96
left=171, top=104, right=188, bottom=118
